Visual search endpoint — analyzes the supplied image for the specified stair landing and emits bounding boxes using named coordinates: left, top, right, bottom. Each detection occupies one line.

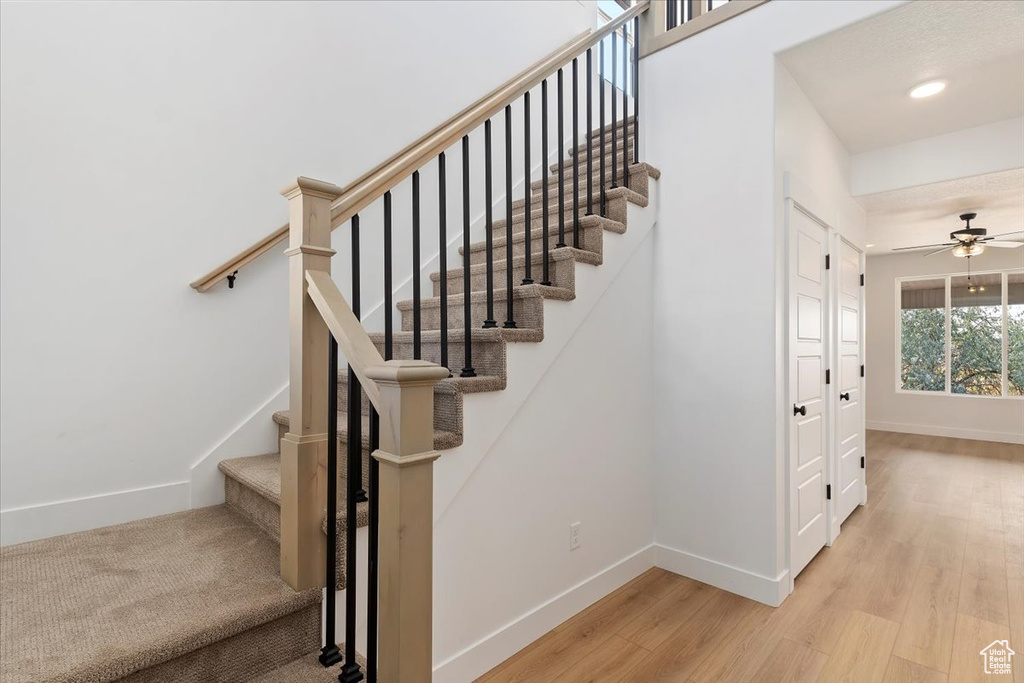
left=0, top=505, right=320, bottom=683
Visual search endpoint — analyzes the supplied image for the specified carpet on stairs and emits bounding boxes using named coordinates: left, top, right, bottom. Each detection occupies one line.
left=0, top=505, right=320, bottom=683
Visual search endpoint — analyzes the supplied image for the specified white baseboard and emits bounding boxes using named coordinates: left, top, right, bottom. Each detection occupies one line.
left=867, top=421, right=1024, bottom=445
left=189, top=384, right=288, bottom=508
left=432, top=545, right=655, bottom=683
left=654, top=543, right=789, bottom=607
left=0, top=481, right=190, bottom=546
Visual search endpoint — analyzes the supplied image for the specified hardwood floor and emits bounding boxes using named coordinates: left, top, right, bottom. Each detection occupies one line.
left=477, top=431, right=1024, bottom=683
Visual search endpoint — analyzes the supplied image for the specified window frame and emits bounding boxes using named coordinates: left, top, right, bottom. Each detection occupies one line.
left=895, top=268, right=1023, bottom=399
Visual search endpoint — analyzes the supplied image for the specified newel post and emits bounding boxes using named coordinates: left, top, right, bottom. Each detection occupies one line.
left=367, top=360, right=449, bottom=683
left=279, top=176, right=343, bottom=590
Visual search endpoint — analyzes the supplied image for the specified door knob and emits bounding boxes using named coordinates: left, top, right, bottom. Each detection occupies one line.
left=793, top=404, right=806, bottom=416
left=840, top=392, right=850, bottom=401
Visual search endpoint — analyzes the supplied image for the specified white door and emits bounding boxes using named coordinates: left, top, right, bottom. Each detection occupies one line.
left=837, top=239, right=865, bottom=524
left=789, top=206, right=829, bottom=578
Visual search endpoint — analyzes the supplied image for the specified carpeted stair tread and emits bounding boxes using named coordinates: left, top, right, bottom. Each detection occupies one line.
left=0, top=505, right=320, bottom=683
left=367, top=327, right=541, bottom=345
left=397, top=283, right=573, bottom=311
left=529, top=160, right=659, bottom=196
left=272, top=410, right=461, bottom=450
left=432, top=246, right=600, bottom=289
left=459, top=214, right=625, bottom=258
left=493, top=186, right=648, bottom=232
left=253, top=648, right=366, bottom=683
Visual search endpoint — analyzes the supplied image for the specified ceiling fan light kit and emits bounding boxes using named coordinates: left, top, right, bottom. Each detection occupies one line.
left=891, top=212, right=1024, bottom=262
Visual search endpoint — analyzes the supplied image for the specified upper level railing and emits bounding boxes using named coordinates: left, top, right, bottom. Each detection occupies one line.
left=640, top=0, right=768, bottom=57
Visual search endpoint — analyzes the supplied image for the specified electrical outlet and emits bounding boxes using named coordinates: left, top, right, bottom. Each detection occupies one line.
left=569, top=522, right=582, bottom=551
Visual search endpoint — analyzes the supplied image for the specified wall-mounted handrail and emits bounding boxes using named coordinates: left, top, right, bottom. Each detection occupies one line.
left=189, top=0, right=650, bottom=293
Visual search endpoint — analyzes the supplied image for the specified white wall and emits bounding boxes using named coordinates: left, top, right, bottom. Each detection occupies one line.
left=433, top=230, right=655, bottom=681
left=644, top=0, right=901, bottom=602
left=865, top=249, right=1024, bottom=444
left=0, top=0, right=596, bottom=541
left=851, top=117, right=1024, bottom=197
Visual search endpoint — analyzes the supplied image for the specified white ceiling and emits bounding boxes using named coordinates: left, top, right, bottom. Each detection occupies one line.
left=778, top=0, right=1024, bottom=153
left=861, top=168, right=1024, bottom=255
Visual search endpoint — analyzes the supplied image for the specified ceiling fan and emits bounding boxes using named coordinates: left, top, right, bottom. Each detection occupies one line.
left=892, top=212, right=1023, bottom=259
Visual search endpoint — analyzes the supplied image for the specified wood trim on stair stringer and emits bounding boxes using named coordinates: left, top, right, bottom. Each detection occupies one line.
left=432, top=180, right=659, bottom=522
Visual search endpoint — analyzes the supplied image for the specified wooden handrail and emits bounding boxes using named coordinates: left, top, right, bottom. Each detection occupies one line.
left=304, top=269, right=384, bottom=412
left=189, top=0, right=650, bottom=293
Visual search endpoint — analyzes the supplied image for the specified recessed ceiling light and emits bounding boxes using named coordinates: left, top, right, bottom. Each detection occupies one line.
left=866, top=244, right=876, bottom=248
left=909, top=80, right=946, bottom=99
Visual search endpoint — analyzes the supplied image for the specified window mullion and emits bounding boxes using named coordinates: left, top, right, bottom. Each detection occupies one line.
left=945, top=275, right=952, bottom=394
left=1003, top=271, right=1009, bottom=396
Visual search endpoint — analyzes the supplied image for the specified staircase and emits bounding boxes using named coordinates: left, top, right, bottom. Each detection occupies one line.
left=0, top=121, right=657, bottom=683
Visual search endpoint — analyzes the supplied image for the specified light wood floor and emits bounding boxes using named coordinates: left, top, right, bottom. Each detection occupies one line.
left=478, top=431, right=1024, bottom=683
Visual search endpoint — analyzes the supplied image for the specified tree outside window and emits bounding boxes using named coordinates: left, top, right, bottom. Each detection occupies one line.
left=899, top=270, right=1024, bottom=398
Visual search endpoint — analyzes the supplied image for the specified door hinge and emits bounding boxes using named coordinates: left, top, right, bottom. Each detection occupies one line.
left=825, top=254, right=831, bottom=269
left=861, top=456, right=865, bottom=469
left=861, top=364, right=865, bottom=378
left=825, top=369, right=831, bottom=384
left=826, top=484, right=832, bottom=500
left=860, top=273, right=865, bottom=286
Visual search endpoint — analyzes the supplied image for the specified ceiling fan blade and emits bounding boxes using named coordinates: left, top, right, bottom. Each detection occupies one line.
left=988, top=230, right=1024, bottom=239
left=984, top=241, right=1023, bottom=248
left=892, top=242, right=955, bottom=252
left=924, top=245, right=957, bottom=257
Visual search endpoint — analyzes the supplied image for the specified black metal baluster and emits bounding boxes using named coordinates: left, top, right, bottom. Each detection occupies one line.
left=366, top=402, right=379, bottom=683
left=611, top=29, right=618, bottom=190
left=438, top=153, right=449, bottom=373
left=600, top=39, right=606, bottom=216
left=586, top=48, right=594, bottom=216
left=412, top=171, right=422, bottom=358
left=634, top=15, right=640, bottom=165
left=368, top=196, right=391, bottom=683
left=460, top=136, right=476, bottom=377
left=522, top=92, right=533, bottom=285
left=341, top=214, right=364, bottom=683
left=319, top=332, right=342, bottom=668
left=622, top=24, right=629, bottom=189
left=556, top=68, right=566, bottom=248
left=572, top=57, right=580, bottom=248
left=541, top=80, right=551, bottom=286
left=503, top=105, right=516, bottom=329
left=383, top=192, right=393, bottom=360
left=483, top=120, right=497, bottom=328
left=667, top=0, right=677, bottom=29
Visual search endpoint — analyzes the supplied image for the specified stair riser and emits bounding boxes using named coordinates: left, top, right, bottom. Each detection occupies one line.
left=225, top=470, right=364, bottom=592
left=465, top=221, right=604, bottom=266
left=555, top=142, right=634, bottom=171
left=494, top=191, right=631, bottom=237
left=434, top=251, right=575, bottom=297
left=123, top=604, right=321, bottom=683
left=530, top=160, right=639, bottom=197
left=569, top=130, right=634, bottom=157
left=517, top=164, right=649, bottom=216
left=401, top=292, right=547, bottom=333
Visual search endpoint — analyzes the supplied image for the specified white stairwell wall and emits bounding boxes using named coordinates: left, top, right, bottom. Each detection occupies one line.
left=432, top=187, right=658, bottom=681
left=0, top=0, right=597, bottom=544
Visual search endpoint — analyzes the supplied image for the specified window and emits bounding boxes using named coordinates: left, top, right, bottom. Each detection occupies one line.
left=1009, top=272, right=1024, bottom=395
left=951, top=274, right=1002, bottom=395
left=898, top=270, right=1024, bottom=397
left=900, top=278, right=946, bottom=392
